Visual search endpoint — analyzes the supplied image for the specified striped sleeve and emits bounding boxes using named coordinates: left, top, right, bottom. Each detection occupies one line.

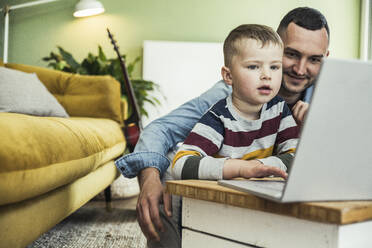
left=258, top=101, right=299, bottom=171
left=274, top=103, right=299, bottom=170
left=275, top=103, right=299, bottom=149
left=171, top=108, right=226, bottom=180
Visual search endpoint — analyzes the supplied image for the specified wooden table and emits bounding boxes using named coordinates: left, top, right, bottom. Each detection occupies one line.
left=166, top=180, right=372, bottom=248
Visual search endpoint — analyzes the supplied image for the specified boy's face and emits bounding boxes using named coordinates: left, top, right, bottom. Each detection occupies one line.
left=223, top=39, right=283, bottom=106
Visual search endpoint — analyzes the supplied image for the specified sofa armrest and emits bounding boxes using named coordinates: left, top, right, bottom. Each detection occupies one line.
left=5, top=63, right=123, bottom=124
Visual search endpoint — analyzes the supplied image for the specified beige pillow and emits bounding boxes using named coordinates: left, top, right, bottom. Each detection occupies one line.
left=0, top=67, right=69, bottom=117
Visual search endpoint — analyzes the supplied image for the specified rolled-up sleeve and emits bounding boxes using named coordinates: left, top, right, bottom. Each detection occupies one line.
left=115, top=80, right=231, bottom=177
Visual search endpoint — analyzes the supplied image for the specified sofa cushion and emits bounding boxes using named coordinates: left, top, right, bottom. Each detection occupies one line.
left=0, top=67, right=69, bottom=117
left=0, top=113, right=126, bottom=205
left=5, top=63, right=123, bottom=124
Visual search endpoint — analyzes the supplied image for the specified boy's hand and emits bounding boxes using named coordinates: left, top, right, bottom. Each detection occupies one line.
left=239, top=160, right=288, bottom=179
left=292, top=100, right=309, bottom=126
left=223, top=159, right=287, bottom=179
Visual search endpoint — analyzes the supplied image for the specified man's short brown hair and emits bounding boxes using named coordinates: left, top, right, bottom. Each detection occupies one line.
left=223, top=24, right=283, bottom=67
left=277, top=7, right=329, bottom=43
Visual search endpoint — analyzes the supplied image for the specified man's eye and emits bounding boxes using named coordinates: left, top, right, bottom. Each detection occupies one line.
left=285, top=52, right=298, bottom=58
left=247, top=65, right=258, bottom=69
left=310, top=57, right=322, bottom=64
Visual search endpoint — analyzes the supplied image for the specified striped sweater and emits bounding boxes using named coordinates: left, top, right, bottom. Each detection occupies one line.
left=170, top=95, right=299, bottom=180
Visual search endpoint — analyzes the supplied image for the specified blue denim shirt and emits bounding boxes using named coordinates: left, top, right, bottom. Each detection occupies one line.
left=115, top=81, right=314, bottom=178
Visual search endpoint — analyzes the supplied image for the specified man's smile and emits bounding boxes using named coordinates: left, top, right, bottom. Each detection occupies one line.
left=284, top=71, right=309, bottom=84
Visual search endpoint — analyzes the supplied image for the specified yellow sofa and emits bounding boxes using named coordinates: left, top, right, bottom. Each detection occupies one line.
left=0, top=61, right=127, bottom=248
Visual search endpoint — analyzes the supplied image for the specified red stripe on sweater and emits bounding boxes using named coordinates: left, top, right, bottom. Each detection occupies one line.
left=224, top=115, right=281, bottom=147
left=275, top=126, right=299, bottom=145
left=184, top=132, right=220, bottom=155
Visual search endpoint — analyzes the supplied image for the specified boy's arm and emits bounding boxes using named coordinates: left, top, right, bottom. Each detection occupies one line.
left=171, top=109, right=289, bottom=180
left=115, top=80, right=231, bottom=178
left=171, top=111, right=227, bottom=180
left=257, top=103, right=299, bottom=171
left=223, top=159, right=288, bottom=179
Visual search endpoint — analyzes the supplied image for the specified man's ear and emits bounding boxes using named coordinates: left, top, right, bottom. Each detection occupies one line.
left=221, top=66, right=233, bottom=86
left=326, top=50, right=330, bottom=57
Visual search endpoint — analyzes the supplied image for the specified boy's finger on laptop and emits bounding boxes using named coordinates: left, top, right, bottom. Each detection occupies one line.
left=262, top=166, right=288, bottom=179
left=241, top=164, right=287, bottom=179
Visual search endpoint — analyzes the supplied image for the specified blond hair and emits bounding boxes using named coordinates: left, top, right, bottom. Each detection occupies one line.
left=223, top=24, right=283, bottom=67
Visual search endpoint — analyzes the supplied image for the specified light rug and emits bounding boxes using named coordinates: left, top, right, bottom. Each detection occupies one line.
left=27, top=201, right=146, bottom=248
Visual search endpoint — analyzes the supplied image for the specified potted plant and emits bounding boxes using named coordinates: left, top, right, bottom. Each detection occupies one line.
left=43, top=46, right=161, bottom=117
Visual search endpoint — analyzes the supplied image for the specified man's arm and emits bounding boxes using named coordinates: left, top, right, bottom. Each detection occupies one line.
left=115, top=80, right=230, bottom=242
left=135, top=167, right=170, bottom=242
left=115, top=80, right=231, bottom=177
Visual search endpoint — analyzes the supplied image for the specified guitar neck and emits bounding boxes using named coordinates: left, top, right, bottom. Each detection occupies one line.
left=107, top=28, right=142, bottom=130
left=117, top=52, right=142, bottom=127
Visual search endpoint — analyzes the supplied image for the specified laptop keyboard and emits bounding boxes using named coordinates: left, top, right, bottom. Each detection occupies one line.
left=218, top=180, right=285, bottom=198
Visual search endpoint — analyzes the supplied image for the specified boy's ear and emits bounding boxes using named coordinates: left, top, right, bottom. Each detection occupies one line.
left=221, top=66, right=233, bottom=86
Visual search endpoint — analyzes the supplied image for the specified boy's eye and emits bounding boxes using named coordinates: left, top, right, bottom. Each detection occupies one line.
left=247, top=65, right=258, bottom=70
left=270, top=65, right=281, bottom=70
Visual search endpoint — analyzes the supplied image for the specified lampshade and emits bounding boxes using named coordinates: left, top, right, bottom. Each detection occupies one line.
left=73, top=0, right=105, bottom=18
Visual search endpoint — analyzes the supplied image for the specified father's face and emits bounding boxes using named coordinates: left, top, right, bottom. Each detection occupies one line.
left=280, top=22, right=329, bottom=95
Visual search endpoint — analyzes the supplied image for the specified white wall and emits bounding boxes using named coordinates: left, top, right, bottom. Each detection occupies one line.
left=142, top=40, right=224, bottom=126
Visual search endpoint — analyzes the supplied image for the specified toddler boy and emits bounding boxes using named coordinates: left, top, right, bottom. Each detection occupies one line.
left=152, top=24, right=300, bottom=248
left=170, top=24, right=299, bottom=181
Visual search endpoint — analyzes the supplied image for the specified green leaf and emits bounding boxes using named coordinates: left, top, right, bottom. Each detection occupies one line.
left=98, top=45, right=107, bottom=61
left=42, top=56, right=52, bottom=62
left=57, top=46, right=80, bottom=73
left=47, top=62, right=58, bottom=69
left=43, top=45, right=162, bottom=117
left=127, top=56, right=141, bottom=77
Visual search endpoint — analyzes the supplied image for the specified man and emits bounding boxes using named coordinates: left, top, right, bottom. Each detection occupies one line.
left=277, top=9, right=329, bottom=125
left=115, top=6, right=330, bottom=245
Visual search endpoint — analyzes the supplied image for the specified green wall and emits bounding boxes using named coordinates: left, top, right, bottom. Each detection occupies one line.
left=0, top=0, right=361, bottom=77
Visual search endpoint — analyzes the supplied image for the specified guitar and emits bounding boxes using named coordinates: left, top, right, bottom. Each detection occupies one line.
left=107, top=28, right=142, bottom=152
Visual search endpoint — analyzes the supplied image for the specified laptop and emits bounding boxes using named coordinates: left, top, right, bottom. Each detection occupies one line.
left=218, top=58, right=372, bottom=202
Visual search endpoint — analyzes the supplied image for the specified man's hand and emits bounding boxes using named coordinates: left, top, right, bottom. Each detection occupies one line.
left=223, top=159, right=287, bottom=179
left=292, top=100, right=309, bottom=126
left=136, top=168, right=172, bottom=242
